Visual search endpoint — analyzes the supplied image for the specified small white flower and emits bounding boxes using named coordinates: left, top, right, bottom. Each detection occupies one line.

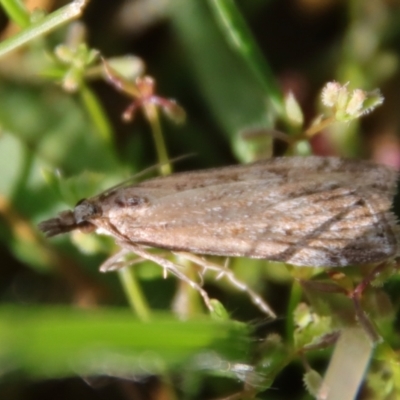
left=320, top=81, right=384, bottom=122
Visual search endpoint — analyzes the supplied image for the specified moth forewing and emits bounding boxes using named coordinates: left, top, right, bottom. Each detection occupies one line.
left=38, top=156, right=400, bottom=317
left=92, top=160, right=400, bottom=268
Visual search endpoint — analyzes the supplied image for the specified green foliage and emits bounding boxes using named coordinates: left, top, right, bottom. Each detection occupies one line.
left=0, top=0, right=400, bottom=399
left=0, top=306, right=250, bottom=378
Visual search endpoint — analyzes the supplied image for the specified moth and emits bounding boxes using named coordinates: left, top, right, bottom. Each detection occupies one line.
left=38, top=156, right=400, bottom=318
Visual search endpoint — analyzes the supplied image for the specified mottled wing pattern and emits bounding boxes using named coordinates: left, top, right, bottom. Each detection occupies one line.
left=99, top=157, right=399, bottom=267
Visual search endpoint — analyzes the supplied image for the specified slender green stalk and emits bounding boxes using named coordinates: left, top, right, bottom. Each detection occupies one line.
left=118, top=267, right=151, bottom=321
left=304, top=116, right=336, bottom=138
left=79, top=83, right=114, bottom=146
left=78, top=87, right=152, bottom=317
left=145, top=104, right=171, bottom=176
left=0, top=0, right=89, bottom=58
left=208, top=0, right=285, bottom=118
left=0, top=0, right=30, bottom=27
left=285, top=280, right=302, bottom=345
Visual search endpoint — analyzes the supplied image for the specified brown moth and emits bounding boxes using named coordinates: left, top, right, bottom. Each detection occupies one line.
left=38, top=156, right=400, bottom=317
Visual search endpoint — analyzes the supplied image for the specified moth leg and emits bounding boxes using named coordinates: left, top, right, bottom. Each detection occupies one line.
left=350, top=294, right=381, bottom=344
left=174, top=252, right=276, bottom=319
left=300, top=264, right=388, bottom=344
left=99, top=249, right=145, bottom=272
left=118, top=242, right=214, bottom=313
left=348, top=262, right=390, bottom=344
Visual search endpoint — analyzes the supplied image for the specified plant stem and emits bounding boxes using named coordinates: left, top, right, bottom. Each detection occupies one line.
left=118, top=267, right=151, bottom=321
left=304, top=116, right=336, bottom=138
left=0, top=0, right=30, bottom=27
left=0, top=0, right=89, bottom=58
left=79, top=83, right=114, bottom=147
left=145, top=104, right=171, bottom=176
left=286, top=280, right=302, bottom=345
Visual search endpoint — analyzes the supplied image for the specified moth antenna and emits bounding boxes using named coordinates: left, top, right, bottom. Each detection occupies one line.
left=94, top=153, right=196, bottom=199
left=174, top=252, right=276, bottom=319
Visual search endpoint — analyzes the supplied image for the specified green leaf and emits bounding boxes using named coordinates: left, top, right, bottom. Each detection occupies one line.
left=0, top=306, right=252, bottom=378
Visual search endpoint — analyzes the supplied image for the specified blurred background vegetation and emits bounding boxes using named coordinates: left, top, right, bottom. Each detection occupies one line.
left=1, top=0, right=400, bottom=399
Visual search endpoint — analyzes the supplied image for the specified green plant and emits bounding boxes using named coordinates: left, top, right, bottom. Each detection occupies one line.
left=1, top=1, right=400, bottom=399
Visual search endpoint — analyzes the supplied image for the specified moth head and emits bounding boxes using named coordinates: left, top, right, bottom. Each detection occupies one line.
left=38, top=199, right=102, bottom=237
left=74, top=199, right=102, bottom=224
